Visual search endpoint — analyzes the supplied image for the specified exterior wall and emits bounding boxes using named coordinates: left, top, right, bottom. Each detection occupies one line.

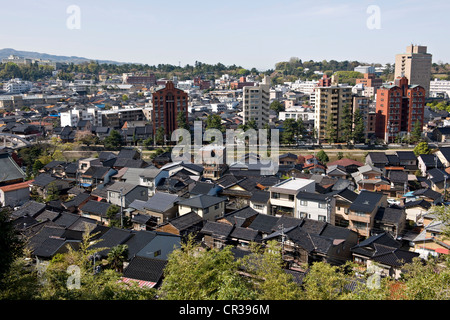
left=152, top=81, right=188, bottom=137
left=0, top=187, right=30, bottom=207
left=108, top=186, right=148, bottom=207
left=179, top=202, right=225, bottom=221
left=296, top=197, right=336, bottom=224
left=250, top=201, right=270, bottom=215
left=242, top=77, right=270, bottom=129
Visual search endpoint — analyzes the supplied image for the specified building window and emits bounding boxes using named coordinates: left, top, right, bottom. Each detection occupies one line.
left=300, top=200, right=308, bottom=206
left=318, top=215, right=326, bottom=222
left=318, top=202, right=326, bottom=209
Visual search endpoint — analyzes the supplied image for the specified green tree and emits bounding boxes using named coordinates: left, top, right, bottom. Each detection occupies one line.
left=240, top=241, right=303, bottom=300
left=107, top=245, right=128, bottom=273
left=325, top=120, right=337, bottom=144
left=159, top=237, right=253, bottom=300
left=103, top=130, right=124, bottom=151
left=0, top=209, right=24, bottom=288
left=410, top=120, right=423, bottom=143
left=206, top=114, right=225, bottom=133
left=316, top=149, right=329, bottom=164
left=352, top=109, right=365, bottom=143
left=155, top=126, right=165, bottom=145
left=413, top=141, right=431, bottom=156
left=176, top=111, right=190, bottom=131
left=45, top=181, right=60, bottom=202
left=270, top=100, right=285, bottom=114
left=106, top=204, right=120, bottom=226
left=341, top=104, right=353, bottom=144
left=281, top=118, right=298, bottom=145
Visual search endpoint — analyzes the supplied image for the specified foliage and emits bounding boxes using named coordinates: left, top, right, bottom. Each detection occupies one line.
left=155, top=126, right=165, bottom=145
left=316, top=150, right=329, bottom=163
left=103, top=129, right=124, bottom=150
left=352, top=109, right=365, bottom=143
left=206, top=114, right=225, bottom=133
left=270, top=100, right=284, bottom=113
left=176, top=111, right=190, bottom=131
left=410, top=120, right=423, bottom=143
left=413, top=141, right=431, bottom=156
left=0, top=209, right=24, bottom=288
left=341, top=104, right=353, bottom=144
left=159, top=237, right=254, bottom=300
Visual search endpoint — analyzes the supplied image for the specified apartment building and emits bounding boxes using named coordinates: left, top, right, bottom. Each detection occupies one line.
left=394, top=45, right=432, bottom=97
left=242, top=76, right=270, bottom=129
left=314, top=85, right=353, bottom=142
left=151, top=81, right=188, bottom=138
left=60, top=107, right=103, bottom=127
left=375, top=76, right=426, bottom=143
left=430, top=79, right=450, bottom=98
left=3, top=79, right=33, bottom=94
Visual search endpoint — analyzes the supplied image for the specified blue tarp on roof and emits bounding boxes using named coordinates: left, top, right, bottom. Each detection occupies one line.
left=402, top=191, right=415, bottom=197
left=80, top=183, right=92, bottom=187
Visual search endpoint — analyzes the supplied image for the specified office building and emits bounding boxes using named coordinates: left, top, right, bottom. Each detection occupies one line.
left=394, top=45, right=432, bottom=97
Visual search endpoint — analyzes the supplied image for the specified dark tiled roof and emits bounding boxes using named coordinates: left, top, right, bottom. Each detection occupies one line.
left=166, top=212, right=204, bottom=232
left=349, top=191, right=384, bottom=213
left=374, top=207, right=405, bottom=224
left=367, top=152, right=388, bottom=164
left=123, top=256, right=167, bottom=283
left=92, top=227, right=134, bottom=258
left=230, top=227, right=261, bottom=242
left=248, top=214, right=279, bottom=234
left=221, top=206, right=259, bottom=227
left=11, top=200, right=46, bottom=219
left=250, top=190, right=270, bottom=203
left=62, top=193, right=91, bottom=209
left=200, top=221, right=234, bottom=239
left=396, top=151, right=417, bottom=161
left=177, top=194, right=226, bottom=209
left=123, top=230, right=157, bottom=260
left=79, top=200, right=113, bottom=217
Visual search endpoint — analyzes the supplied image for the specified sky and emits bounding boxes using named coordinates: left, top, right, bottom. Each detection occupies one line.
left=1, top=0, right=450, bottom=70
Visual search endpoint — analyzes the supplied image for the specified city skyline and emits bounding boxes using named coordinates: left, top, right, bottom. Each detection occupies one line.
left=1, top=0, right=450, bottom=70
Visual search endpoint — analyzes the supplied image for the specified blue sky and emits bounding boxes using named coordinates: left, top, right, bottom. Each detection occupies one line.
left=1, top=0, right=449, bottom=70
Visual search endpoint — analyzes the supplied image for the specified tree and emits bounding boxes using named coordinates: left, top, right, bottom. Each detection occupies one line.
left=0, top=209, right=24, bottom=289
left=155, top=126, right=165, bottom=146
left=107, top=245, right=128, bottom=273
left=45, top=181, right=60, bottom=202
left=281, top=118, right=297, bottom=145
left=206, top=114, right=225, bottom=133
left=270, top=100, right=284, bottom=114
left=325, top=120, right=337, bottom=144
left=410, top=120, right=423, bottom=143
left=177, top=111, right=190, bottom=131
left=106, top=204, right=120, bottom=226
left=413, top=141, right=431, bottom=156
left=352, top=109, right=366, bottom=143
left=239, top=241, right=303, bottom=300
left=341, top=104, right=353, bottom=144
left=103, top=130, right=124, bottom=151
left=159, top=237, right=253, bottom=300
left=316, top=150, right=329, bottom=164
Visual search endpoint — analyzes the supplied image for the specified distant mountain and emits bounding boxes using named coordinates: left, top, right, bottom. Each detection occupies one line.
left=0, top=48, right=132, bottom=65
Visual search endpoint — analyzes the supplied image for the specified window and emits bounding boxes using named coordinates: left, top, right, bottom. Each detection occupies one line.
left=300, top=200, right=308, bottom=206
left=289, top=195, right=295, bottom=201
left=299, top=212, right=308, bottom=219
left=318, top=215, right=326, bottom=222
left=272, top=192, right=280, bottom=199
left=318, top=202, right=326, bottom=209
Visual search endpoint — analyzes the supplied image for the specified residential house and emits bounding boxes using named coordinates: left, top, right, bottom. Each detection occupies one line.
left=351, top=232, right=420, bottom=279
left=333, top=188, right=359, bottom=228
left=395, top=151, right=418, bottom=173
left=177, top=195, right=227, bottom=221
left=106, top=181, right=148, bottom=208
left=0, top=152, right=26, bottom=186
left=249, top=190, right=271, bottom=215
left=129, top=192, right=181, bottom=226
left=78, top=200, right=115, bottom=224
left=373, top=206, right=407, bottom=239
left=61, top=192, right=91, bottom=213
left=365, top=152, right=389, bottom=169
left=269, top=178, right=315, bottom=216
left=348, top=190, right=388, bottom=237
left=0, top=180, right=33, bottom=207
left=351, top=164, right=390, bottom=192
left=432, top=126, right=450, bottom=143
left=417, top=154, right=443, bottom=177
left=279, top=153, right=299, bottom=166
left=326, top=158, right=364, bottom=174
left=435, top=147, right=450, bottom=167
left=296, top=191, right=336, bottom=224
left=426, top=168, right=449, bottom=194
left=264, top=218, right=359, bottom=268
left=30, top=173, right=72, bottom=200
left=155, top=211, right=205, bottom=239
left=78, top=157, right=102, bottom=174
left=80, top=166, right=117, bottom=189
left=404, top=199, right=431, bottom=225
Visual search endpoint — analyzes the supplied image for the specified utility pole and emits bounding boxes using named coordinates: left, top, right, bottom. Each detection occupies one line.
left=120, top=187, right=124, bottom=228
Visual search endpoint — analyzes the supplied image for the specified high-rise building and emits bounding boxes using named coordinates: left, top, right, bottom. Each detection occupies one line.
left=242, top=76, right=270, bottom=129
left=314, top=85, right=353, bottom=142
left=375, top=76, right=426, bottom=143
left=152, top=81, right=188, bottom=138
left=395, top=45, right=432, bottom=97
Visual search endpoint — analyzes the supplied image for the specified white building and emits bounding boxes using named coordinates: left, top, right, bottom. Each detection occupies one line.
left=279, top=106, right=315, bottom=122
left=3, top=79, right=33, bottom=94
left=430, top=79, right=450, bottom=98
left=354, top=65, right=375, bottom=74
left=296, top=191, right=336, bottom=224
left=290, top=80, right=318, bottom=95
left=60, top=107, right=103, bottom=127
left=242, top=76, right=270, bottom=129
left=269, top=178, right=316, bottom=216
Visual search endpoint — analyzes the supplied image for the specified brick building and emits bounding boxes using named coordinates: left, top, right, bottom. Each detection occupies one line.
left=151, top=81, right=188, bottom=139
left=375, top=76, right=426, bottom=143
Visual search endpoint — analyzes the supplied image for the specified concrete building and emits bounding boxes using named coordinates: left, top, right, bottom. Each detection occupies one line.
left=269, top=178, right=315, bottom=216
left=395, top=45, right=432, bottom=97
left=430, top=79, right=450, bottom=98
left=3, top=79, right=33, bottom=94
left=60, top=107, right=103, bottom=127
left=314, top=85, right=353, bottom=142
left=242, top=76, right=270, bottom=129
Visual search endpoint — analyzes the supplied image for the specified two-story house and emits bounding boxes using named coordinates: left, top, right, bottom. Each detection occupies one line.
left=177, top=195, right=227, bottom=221
left=348, top=190, right=388, bottom=237
left=106, top=181, right=148, bottom=208
left=351, top=164, right=390, bottom=192
left=268, top=178, right=315, bottom=217
left=295, top=191, right=336, bottom=224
